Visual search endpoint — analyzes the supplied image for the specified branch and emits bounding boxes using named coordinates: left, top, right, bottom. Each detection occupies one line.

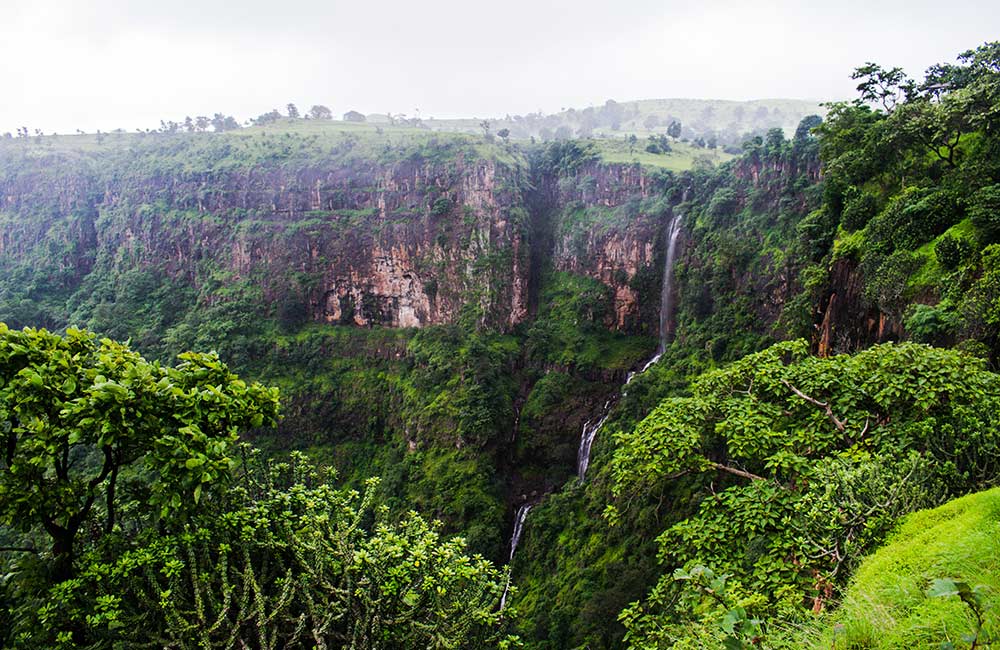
left=0, top=545, right=38, bottom=554
left=781, top=379, right=846, bottom=432
left=707, top=461, right=765, bottom=482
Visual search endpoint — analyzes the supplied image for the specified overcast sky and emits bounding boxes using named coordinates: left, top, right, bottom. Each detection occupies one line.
left=2, top=0, right=999, bottom=134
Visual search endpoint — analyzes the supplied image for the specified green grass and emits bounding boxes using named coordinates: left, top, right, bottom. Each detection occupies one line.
left=909, top=218, right=977, bottom=291
left=808, top=487, right=1000, bottom=649
left=594, top=138, right=735, bottom=171
left=0, top=118, right=523, bottom=168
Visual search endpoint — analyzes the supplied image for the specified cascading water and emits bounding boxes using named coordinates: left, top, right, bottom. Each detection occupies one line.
left=657, top=210, right=684, bottom=354
left=503, top=198, right=687, bottom=607
left=576, top=401, right=611, bottom=480
left=577, top=206, right=685, bottom=479
left=500, top=503, right=532, bottom=610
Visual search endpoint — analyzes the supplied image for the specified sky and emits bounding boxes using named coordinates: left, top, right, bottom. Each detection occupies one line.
left=2, top=0, right=999, bottom=134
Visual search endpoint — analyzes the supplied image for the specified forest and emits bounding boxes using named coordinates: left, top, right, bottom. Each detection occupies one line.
left=1, top=41, right=1000, bottom=649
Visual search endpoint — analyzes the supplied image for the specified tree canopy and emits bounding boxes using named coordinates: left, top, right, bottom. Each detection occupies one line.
left=0, top=327, right=515, bottom=648
left=609, top=340, right=1000, bottom=648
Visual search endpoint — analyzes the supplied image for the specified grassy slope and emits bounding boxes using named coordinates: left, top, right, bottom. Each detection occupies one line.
left=592, top=137, right=736, bottom=171
left=0, top=118, right=522, bottom=167
left=809, top=488, right=1000, bottom=649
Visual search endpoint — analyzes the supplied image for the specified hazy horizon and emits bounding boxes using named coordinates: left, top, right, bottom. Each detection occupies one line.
left=3, top=0, right=999, bottom=134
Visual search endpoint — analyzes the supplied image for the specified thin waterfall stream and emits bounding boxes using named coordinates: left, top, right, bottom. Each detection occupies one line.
left=500, top=503, right=532, bottom=610
left=576, top=207, right=684, bottom=480
left=502, top=200, right=685, bottom=609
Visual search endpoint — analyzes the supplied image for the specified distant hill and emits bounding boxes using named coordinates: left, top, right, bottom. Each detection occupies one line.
left=421, top=97, right=827, bottom=150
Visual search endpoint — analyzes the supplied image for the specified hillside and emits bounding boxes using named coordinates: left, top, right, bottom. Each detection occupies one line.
left=813, top=488, right=1000, bottom=649
left=3, top=41, right=1000, bottom=650
left=424, top=97, right=827, bottom=149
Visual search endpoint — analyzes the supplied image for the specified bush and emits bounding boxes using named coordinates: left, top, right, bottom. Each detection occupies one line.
left=707, top=187, right=739, bottom=219
left=431, top=196, right=452, bottom=216
left=904, top=303, right=958, bottom=345
left=970, top=184, right=1000, bottom=244
left=935, top=234, right=973, bottom=270
left=868, top=188, right=964, bottom=252
left=841, top=187, right=879, bottom=231
left=9, top=453, right=514, bottom=649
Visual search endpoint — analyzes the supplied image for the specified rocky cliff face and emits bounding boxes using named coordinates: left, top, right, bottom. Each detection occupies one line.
left=0, top=136, right=683, bottom=338
left=547, top=163, right=671, bottom=334
left=0, top=140, right=534, bottom=332
left=0, top=133, right=835, bottom=351
left=814, top=258, right=903, bottom=356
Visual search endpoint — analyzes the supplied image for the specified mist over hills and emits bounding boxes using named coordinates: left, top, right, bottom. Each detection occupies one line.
left=3, top=96, right=826, bottom=156
left=422, top=97, right=827, bottom=148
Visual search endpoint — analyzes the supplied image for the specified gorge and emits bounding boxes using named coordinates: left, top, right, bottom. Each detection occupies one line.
left=5, top=43, right=1000, bottom=647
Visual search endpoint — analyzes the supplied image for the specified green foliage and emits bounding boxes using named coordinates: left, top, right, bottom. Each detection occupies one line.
left=927, top=578, right=995, bottom=650
left=531, top=141, right=599, bottom=176
left=524, top=272, right=654, bottom=371
left=841, top=187, right=879, bottom=232
left=707, top=187, right=739, bottom=218
left=935, top=234, right=974, bottom=270
left=809, top=41, right=1000, bottom=357
left=904, top=303, right=959, bottom=345
left=4, top=450, right=516, bottom=649
left=970, top=184, right=1000, bottom=244
left=0, top=324, right=279, bottom=581
left=807, top=488, right=1000, bottom=650
left=609, top=341, right=1000, bottom=648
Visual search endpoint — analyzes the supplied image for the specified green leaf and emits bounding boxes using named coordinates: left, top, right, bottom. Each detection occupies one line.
left=721, top=607, right=747, bottom=635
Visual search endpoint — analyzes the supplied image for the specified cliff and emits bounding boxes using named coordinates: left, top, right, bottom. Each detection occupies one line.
left=1, top=133, right=537, bottom=333
left=546, top=162, right=671, bottom=333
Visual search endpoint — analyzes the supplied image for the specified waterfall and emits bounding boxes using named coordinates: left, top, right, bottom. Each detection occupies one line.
left=503, top=196, right=687, bottom=608
left=500, top=503, right=533, bottom=610
left=577, top=206, right=686, bottom=479
left=576, top=400, right=612, bottom=480
left=657, top=210, right=684, bottom=354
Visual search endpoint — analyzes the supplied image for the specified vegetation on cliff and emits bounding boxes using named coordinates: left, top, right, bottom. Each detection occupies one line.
left=809, top=487, right=1000, bottom=649
left=2, top=40, right=1000, bottom=650
left=0, top=326, right=514, bottom=648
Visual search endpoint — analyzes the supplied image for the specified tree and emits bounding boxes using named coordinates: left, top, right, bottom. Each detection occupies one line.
left=308, top=104, right=332, bottom=120
left=253, top=109, right=283, bottom=126
left=852, top=62, right=915, bottom=112
left=211, top=113, right=240, bottom=132
left=286, top=103, right=300, bottom=119
left=497, top=127, right=510, bottom=143
left=610, top=340, right=1000, bottom=646
left=343, top=110, right=366, bottom=123
left=794, top=114, right=823, bottom=141
left=19, top=452, right=516, bottom=649
left=667, top=120, right=682, bottom=139
left=0, top=325, right=280, bottom=580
